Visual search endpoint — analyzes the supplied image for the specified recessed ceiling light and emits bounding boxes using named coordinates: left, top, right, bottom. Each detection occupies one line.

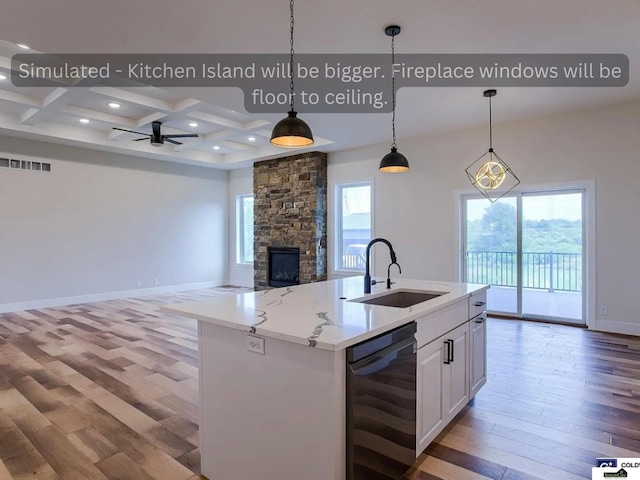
left=16, top=43, right=30, bottom=50
left=108, top=102, right=121, bottom=109
left=248, top=136, right=256, bottom=142
left=189, top=122, right=199, bottom=128
left=79, top=118, right=90, bottom=124
left=0, top=74, right=6, bottom=81
left=213, top=145, right=221, bottom=150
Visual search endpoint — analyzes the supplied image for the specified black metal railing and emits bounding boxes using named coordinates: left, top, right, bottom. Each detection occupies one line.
left=466, top=251, right=582, bottom=292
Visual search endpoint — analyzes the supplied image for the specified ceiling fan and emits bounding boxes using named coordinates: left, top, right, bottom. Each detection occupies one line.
left=112, top=121, right=198, bottom=147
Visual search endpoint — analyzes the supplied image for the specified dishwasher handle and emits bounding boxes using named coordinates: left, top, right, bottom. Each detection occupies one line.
left=347, top=322, right=417, bottom=363
left=348, top=335, right=416, bottom=374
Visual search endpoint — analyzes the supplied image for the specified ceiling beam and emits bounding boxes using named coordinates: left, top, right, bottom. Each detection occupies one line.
left=21, top=87, right=70, bottom=125
left=0, top=89, right=41, bottom=108
left=244, top=119, right=271, bottom=130
left=220, top=140, right=258, bottom=152
left=174, top=98, right=201, bottom=111
left=136, top=112, right=167, bottom=127
left=186, top=111, right=244, bottom=130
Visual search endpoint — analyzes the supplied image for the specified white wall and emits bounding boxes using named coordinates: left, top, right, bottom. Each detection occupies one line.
left=228, top=168, right=254, bottom=287
left=328, top=100, right=640, bottom=335
left=0, top=136, right=229, bottom=311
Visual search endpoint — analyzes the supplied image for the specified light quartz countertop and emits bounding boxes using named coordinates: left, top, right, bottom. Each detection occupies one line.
left=164, top=277, right=488, bottom=352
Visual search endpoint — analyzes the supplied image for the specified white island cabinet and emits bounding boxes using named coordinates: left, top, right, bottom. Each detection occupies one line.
left=164, top=277, right=488, bottom=480
left=415, top=289, right=487, bottom=453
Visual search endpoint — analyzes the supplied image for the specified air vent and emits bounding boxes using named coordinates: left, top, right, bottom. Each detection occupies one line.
left=0, top=157, right=51, bottom=173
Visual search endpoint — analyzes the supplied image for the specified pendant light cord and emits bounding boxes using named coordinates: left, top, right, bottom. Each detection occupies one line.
left=289, top=0, right=295, bottom=112
left=488, top=94, right=493, bottom=150
left=391, top=32, right=396, bottom=148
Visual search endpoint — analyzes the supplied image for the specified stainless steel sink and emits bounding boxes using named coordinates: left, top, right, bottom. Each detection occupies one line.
left=351, top=290, right=448, bottom=308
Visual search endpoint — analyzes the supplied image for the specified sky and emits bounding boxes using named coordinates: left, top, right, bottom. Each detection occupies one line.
left=342, top=184, right=371, bottom=215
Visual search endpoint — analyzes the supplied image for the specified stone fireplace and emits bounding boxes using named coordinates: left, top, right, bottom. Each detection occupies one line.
left=253, top=152, right=327, bottom=290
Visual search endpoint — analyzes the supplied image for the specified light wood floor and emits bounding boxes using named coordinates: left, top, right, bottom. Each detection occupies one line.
left=0, top=289, right=639, bottom=480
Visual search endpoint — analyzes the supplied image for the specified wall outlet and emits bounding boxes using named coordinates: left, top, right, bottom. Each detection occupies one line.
left=599, top=305, right=608, bottom=316
left=246, top=335, right=265, bottom=355
left=154, top=278, right=159, bottom=286
left=136, top=280, right=142, bottom=287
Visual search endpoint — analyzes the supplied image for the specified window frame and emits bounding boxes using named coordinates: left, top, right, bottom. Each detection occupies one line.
left=236, top=193, right=255, bottom=266
left=455, top=179, right=595, bottom=328
left=334, top=181, right=373, bottom=274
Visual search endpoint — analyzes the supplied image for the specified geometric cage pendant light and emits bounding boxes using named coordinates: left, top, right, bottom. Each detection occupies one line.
left=465, top=89, right=520, bottom=202
left=379, top=25, right=409, bottom=172
left=270, top=0, right=314, bottom=148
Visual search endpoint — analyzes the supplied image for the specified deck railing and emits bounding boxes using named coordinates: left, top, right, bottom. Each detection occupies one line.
left=341, top=253, right=365, bottom=270
left=466, top=251, right=582, bottom=292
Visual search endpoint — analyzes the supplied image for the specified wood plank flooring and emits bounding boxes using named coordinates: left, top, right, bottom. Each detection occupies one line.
left=0, top=287, right=241, bottom=480
left=1, top=289, right=639, bottom=479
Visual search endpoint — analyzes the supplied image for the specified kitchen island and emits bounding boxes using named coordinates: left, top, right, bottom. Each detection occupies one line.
left=164, top=277, right=489, bottom=480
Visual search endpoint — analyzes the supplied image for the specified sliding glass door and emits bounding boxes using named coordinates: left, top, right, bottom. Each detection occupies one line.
left=521, top=192, right=583, bottom=322
left=464, top=196, right=518, bottom=316
left=462, top=188, right=585, bottom=324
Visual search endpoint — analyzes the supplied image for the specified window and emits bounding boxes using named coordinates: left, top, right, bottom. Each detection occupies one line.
left=237, top=194, right=254, bottom=265
left=335, top=182, right=372, bottom=271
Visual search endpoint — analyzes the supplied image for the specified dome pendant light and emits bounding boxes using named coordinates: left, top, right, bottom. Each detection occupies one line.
left=465, top=89, right=520, bottom=202
left=270, top=0, right=314, bottom=148
left=379, top=25, right=409, bottom=173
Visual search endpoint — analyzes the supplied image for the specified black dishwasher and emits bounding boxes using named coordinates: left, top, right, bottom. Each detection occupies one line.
left=346, top=322, right=417, bottom=480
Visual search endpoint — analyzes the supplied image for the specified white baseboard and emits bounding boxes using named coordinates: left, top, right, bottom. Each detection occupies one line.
left=0, top=280, right=223, bottom=314
left=592, top=319, right=640, bottom=337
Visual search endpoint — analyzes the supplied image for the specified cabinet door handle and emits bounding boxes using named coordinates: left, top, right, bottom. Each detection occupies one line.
left=474, top=301, right=486, bottom=307
left=444, top=341, right=451, bottom=364
left=475, top=317, right=486, bottom=324
left=448, top=339, right=454, bottom=363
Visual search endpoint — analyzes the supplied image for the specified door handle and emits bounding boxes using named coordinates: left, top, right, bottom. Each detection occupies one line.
left=475, top=317, right=486, bottom=324
left=474, top=301, right=486, bottom=307
left=444, top=340, right=450, bottom=364
left=448, top=339, right=454, bottom=363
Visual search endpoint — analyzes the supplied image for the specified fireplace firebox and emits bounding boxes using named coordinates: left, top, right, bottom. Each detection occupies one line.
left=268, top=247, right=300, bottom=288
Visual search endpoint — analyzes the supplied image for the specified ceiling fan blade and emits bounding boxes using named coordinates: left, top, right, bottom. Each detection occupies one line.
left=164, top=138, right=182, bottom=145
left=132, top=137, right=149, bottom=141
left=163, top=134, right=199, bottom=139
left=152, top=121, right=161, bottom=137
left=112, top=127, right=150, bottom=136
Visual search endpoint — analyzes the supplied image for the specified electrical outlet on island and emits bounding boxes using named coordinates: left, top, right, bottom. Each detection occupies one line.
left=246, top=335, right=265, bottom=355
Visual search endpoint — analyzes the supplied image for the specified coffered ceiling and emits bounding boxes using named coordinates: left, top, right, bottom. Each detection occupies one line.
left=0, top=40, right=334, bottom=169
left=0, top=0, right=638, bottom=169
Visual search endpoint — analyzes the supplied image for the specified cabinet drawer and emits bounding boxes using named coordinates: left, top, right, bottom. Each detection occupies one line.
left=469, top=290, right=487, bottom=319
left=416, top=301, right=467, bottom=349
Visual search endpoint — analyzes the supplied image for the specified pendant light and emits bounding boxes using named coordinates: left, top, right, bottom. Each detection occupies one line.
left=270, top=0, right=314, bottom=148
left=465, top=89, right=520, bottom=202
left=379, top=25, right=409, bottom=173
